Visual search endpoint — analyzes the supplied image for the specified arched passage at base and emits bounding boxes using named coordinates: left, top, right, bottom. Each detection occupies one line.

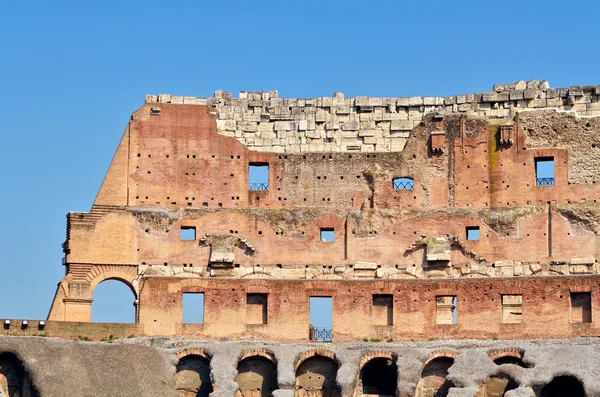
left=360, top=357, right=397, bottom=396
left=415, top=357, right=454, bottom=397
left=295, top=355, right=340, bottom=397
left=91, top=279, right=137, bottom=323
left=175, top=354, right=213, bottom=397
left=236, top=355, right=279, bottom=397
left=538, top=376, right=585, bottom=397
left=0, top=352, right=38, bottom=397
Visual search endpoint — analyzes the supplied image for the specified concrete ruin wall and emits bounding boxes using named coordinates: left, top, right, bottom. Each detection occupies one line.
left=145, top=80, right=600, bottom=153
left=1, top=336, right=599, bottom=397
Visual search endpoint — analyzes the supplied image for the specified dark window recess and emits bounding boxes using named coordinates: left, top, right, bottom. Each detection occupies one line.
left=180, top=226, right=196, bottom=241
left=571, top=292, right=591, bottom=323
left=372, top=295, right=393, bottom=325
left=535, top=157, right=555, bottom=186
left=249, top=163, right=269, bottom=190
left=393, top=177, right=414, bottom=190
left=466, top=226, right=480, bottom=241
left=246, top=293, right=268, bottom=325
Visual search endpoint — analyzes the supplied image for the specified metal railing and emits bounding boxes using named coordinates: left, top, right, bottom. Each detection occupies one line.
left=393, top=180, right=414, bottom=190
left=249, top=183, right=269, bottom=191
left=536, top=178, right=555, bottom=186
left=309, top=327, right=333, bottom=342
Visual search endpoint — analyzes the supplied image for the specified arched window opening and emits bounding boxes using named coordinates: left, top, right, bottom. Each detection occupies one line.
left=393, top=177, right=414, bottom=190
left=493, top=356, right=530, bottom=368
left=175, top=354, right=213, bottom=397
left=236, top=355, right=278, bottom=397
left=480, top=374, right=518, bottom=397
left=0, top=352, right=38, bottom=397
left=295, top=355, right=340, bottom=397
left=91, top=279, right=136, bottom=323
left=538, top=375, right=585, bottom=397
left=360, top=357, right=397, bottom=396
left=416, top=357, right=454, bottom=397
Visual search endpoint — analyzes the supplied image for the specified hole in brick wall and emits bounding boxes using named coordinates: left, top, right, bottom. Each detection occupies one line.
left=246, top=293, right=268, bottom=325
left=436, top=296, right=457, bottom=324
left=571, top=292, right=591, bottom=323
left=137, top=153, right=141, bottom=157
left=320, top=228, right=334, bottom=242
left=258, top=231, right=262, bottom=235
left=203, top=202, right=208, bottom=207
left=535, top=157, right=555, bottom=186
left=182, top=293, right=204, bottom=324
left=466, top=226, right=480, bottom=241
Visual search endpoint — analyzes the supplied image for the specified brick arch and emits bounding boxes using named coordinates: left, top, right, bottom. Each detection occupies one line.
left=358, top=351, right=395, bottom=368
left=239, top=349, right=276, bottom=363
left=487, top=348, right=523, bottom=362
left=295, top=349, right=338, bottom=371
left=88, top=266, right=138, bottom=299
left=176, top=348, right=211, bottom=360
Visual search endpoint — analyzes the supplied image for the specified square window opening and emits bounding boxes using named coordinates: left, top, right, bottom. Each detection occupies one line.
left=249, top=163, right=269, bottom=190
left=372, top=294, right=393, bottom=326
left=180, top=226, right=196, bottom=241
left=501, top=294, right=522, bottom=324
left=436, top=295, right=457, bottom=325
left=246, top=293, right=267, bottom=325
left=535, top=157, right=555, bottom=186
left=466, top=226, right=480, bottom=241
left=570, top=292, right=591, bottom=323
left=320, top=228, right=335, bottom=242
left=182, top=293, right=204, bottom=324
left=310, top=296, right=332, bottom=342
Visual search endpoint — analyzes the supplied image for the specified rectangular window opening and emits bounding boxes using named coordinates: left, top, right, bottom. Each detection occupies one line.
left=246, top=293, right=268, bottom=325
left=309, top=296, right=332, bottom=342
left=466, top=226, right=480, bottom=241
left=436, top=295, right=457, bottom=325
left=180, top=226, right=196, bottom=241
left=535, top=157, right=555, bottom=186
left=571, top=292, right=591, bottom=323
left=182, top=293, right=204, bottom=324
left=501, top=294, right=523, bottom=324
left=320, top=228, right=335, bottom=243
left=249, top=163, right=269, bottom=190
left=372, top=294, right=393, bottom=326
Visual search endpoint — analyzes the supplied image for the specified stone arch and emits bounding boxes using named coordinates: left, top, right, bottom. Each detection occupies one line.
left=488, top=349, right=531, bottom=368
left=477, top=373, right=518, bottom=397
left=537, top=375, right=585, bottom=397
left=236, top=350, right=278, bottom=397
left=175, top=353, right=214, bottom=397
left=91, top=277, right=138, bottom=323
left=415, top=355, right=455, bottom=397
left=359, top=354, right=397, bottom=396
left=88, top=267, right=138, bottom=299
left=0, top=352, right=38, bottom=397
left=295, top=350, right=340, bottom=397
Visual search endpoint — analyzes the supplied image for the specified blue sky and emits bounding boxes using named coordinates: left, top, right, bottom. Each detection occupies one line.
left=0, top=1, right=598, bottom=324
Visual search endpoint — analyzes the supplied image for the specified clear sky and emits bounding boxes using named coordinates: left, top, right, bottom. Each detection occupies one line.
left=0, top=0, right=598, bottom=324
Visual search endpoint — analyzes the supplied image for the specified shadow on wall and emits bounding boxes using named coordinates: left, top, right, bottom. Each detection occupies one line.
left=0, top=352, right=38, bottom=397
left=295, top=355, right=340, bottom=397
left=536, top=375, right=586, bottom=397
left=359, top=357, right=398, bottom=396
left=174, top=354, right=213, bottom=397
left=236, top=355, right=279, bottom=397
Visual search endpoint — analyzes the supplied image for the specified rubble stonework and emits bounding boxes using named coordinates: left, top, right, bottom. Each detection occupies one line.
left=145, top=80, right=600, bottom=153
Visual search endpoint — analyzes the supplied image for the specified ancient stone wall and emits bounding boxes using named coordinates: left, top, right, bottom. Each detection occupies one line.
left=0, top=336, right=599, bottom=397
left=145, top=81, right=600, bottom=153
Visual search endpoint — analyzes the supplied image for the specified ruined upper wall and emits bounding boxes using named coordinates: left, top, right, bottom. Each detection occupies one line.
left=146, top=80, right=600, bottom=153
